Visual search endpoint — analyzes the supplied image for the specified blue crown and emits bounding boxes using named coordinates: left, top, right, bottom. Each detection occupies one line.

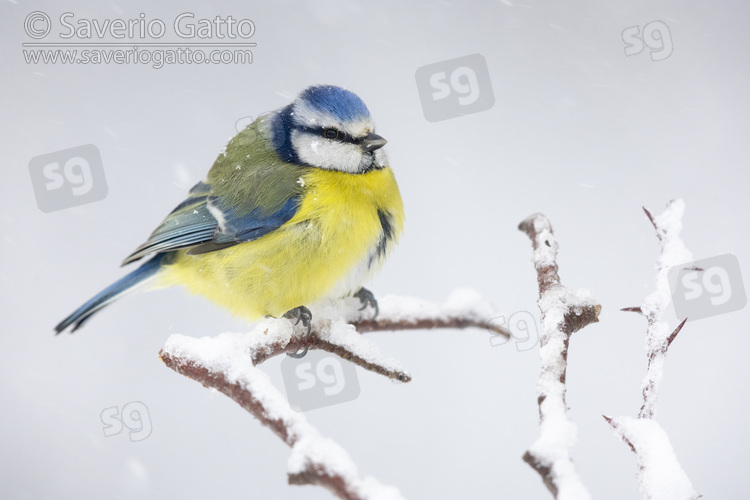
left=299, top=85, right=371, bottom=122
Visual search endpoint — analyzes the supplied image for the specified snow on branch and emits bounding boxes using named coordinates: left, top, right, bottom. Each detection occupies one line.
left=605, top=199, right=699, bottom=500
left=518, top=213, right=600, bottom=500
left=160, top=331, right=405, bottom=500
left=251, top=316, right=413, bottom=383
left=632, top=201, right=692, bottom=419
left=250, top=290, right=510, bottom=382
left=354, top=289, right=510, bottom=337
left=158, top=289, right=508, bottom=498
left=603, top=416, right=697, bottom=500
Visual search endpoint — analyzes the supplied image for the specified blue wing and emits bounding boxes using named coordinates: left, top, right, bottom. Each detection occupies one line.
left=121, top=181, right=301, bottom=265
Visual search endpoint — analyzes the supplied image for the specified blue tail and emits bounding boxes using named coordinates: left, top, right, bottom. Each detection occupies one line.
left=55, top=254, right=166, bottom=334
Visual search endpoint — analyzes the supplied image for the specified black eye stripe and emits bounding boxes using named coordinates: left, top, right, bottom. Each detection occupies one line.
left=299, top=126, right=359, bottom=144
left=322, top=128, right=356, bottom=144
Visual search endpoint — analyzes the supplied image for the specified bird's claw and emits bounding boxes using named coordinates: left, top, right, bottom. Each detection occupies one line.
left=284, top=305, right=313, bottom=359
left=284, top=305, right=313, bottom=336
left=354, top=287, right=379, bottom=319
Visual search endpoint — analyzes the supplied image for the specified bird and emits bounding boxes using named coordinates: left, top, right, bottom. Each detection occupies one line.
left=55, top=85, right=404, bottom=335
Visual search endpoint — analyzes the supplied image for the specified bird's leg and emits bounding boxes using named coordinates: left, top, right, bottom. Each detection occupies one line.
left=353, top=287, right=379, bottom=319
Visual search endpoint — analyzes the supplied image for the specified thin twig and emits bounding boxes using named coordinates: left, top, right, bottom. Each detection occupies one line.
left=252, top=332, right=413, bottom=383
left=637, top=202, right=691, bottom=419
left=605, top=199, right=698, bottom=500
left=354, top=316, right=509, bottom=337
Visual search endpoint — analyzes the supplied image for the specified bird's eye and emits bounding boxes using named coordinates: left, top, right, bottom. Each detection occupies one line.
left=322, top=128, right=339, bottom=140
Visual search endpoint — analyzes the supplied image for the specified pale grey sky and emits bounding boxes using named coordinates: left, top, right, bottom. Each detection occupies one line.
left=2, top=1, right=749, bottom=498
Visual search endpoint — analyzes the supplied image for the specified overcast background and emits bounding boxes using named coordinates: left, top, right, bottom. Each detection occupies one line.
left=2, top=1, right=749, bottom=498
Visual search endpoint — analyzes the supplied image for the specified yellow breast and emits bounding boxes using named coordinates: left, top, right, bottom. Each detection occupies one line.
left=159, top=166, right=404, bottom=320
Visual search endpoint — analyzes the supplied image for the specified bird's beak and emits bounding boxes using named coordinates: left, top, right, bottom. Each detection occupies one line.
left=360, top=132, right=387, bottom=152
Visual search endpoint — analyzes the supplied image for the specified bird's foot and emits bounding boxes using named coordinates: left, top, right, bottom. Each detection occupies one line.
left=284, top=305, right=313, bottom=359
left=284, top=305, right=313, bottom=336
left=354, top=287, right=379, bottom=319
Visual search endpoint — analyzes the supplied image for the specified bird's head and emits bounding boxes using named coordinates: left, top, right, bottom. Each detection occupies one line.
left=265, top=85, right=387, bottom=173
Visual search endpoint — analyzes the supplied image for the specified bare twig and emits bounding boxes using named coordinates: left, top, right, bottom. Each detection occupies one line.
left=252, top=331, right=413, bottom=383
left=604, top=199, right=699, bottom=500
left=518, top=214, right=600, bottom=499
left=354, top=316, right=507, bottom=336
left=666, top=318, right=688, bottom=348
left=621, top=306, right=643, bottom=314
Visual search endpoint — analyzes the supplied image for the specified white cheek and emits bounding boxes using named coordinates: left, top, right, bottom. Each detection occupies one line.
left=292, top=132, right=363, bottom=173
left=374, top=148, right=387, bottom=168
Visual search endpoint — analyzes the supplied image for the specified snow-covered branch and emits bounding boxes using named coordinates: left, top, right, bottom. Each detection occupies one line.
left=633, top=201, right=692, bottom=419
left=605, top=199, right=699, bottom=500
left=518, top=213, right=600, bottom=500
left=159, top=332, right=405, bottom=500
left=251, top=315, right=413, bottom=382
left=158, top=289, right=509, bottom=498
left=249, top=290, right=509, bottom=382
left=354, top=289, right=510, bottom=337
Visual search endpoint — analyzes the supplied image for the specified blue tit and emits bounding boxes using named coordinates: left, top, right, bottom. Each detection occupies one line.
left=55, top=85, right=404, bottom=334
